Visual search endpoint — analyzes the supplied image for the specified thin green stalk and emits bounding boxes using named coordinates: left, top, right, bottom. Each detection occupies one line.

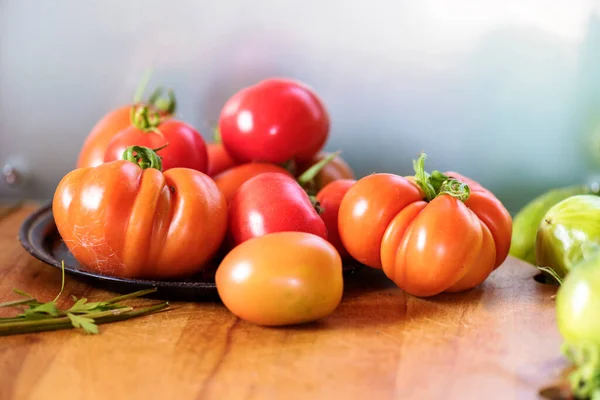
left=104, top=288, right=158, bottom=304
left=297, top=151, right=341, bottom=186
left=0, top=298, right=37, bottom=308
left=0, top=307, right=134, bottom=332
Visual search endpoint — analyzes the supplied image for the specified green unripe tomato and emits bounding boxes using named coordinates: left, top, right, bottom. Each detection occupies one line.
left=536, top=195, right=600, bottom=278
left=556, top=255, right=600, bottom=346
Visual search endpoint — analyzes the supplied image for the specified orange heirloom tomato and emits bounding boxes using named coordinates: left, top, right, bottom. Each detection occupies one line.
left=77, top=85, right=176, bottom=169
left=53, top=146, right=227, bottom=280
left=215, top=231, right=343, bottom=326
left=297, top=151, right=355, bottom=192
left=338, top=154, right=512, bottom=297
left=77, top=105, right=132, bottom=169
left=316, top=179, right=356, bottom=259
left=213, top=162, right=293, bottom=203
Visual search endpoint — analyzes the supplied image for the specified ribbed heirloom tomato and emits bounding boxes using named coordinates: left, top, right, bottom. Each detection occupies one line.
left=218, top=78, right=330, bottom=164
left=338, top=154, right=512, bottom=297
left=216, top=231, right=344, bottom=326
left=53, top=146, right=227, bottom=279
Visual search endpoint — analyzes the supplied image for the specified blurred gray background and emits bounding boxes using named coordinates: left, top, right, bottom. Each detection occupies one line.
left=2, top=0, right=600, bottom=214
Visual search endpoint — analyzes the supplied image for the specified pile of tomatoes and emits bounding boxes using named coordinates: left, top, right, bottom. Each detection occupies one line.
left=52, top=76, right=513, bottom=327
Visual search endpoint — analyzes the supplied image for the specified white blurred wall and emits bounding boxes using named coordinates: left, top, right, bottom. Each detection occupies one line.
left=2, top=0, right=600, bottom=212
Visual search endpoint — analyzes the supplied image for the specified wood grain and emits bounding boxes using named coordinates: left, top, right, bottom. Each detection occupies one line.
left=0, top=204, right=568, bottom=400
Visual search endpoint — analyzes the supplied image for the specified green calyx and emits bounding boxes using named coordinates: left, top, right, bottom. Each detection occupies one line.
left=122, top=145, right=166, bottom=171
left=147, top=86, right=177, bottom=115
left=130, top=105, right=164, bottom=135
left=412, top=153, right=470, bottom=202
left=132, top=69, right=177, bottom=115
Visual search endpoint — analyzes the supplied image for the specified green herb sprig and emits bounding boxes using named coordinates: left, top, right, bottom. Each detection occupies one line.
left=0, top=261, right=169, bottom=336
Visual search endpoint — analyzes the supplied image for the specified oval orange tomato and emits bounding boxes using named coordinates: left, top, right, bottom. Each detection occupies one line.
left=215, top=231, right=343, bottom=326
left=338, top=154, right=512, bottom=297
left=316, top=179, right=356, bottom=259
left=53, top=146, right=227, bottom=279
left=213, top=162, right=293, bottom=203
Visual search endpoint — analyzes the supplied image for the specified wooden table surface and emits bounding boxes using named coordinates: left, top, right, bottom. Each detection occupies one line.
left=0, top=203, right=569, bottom=400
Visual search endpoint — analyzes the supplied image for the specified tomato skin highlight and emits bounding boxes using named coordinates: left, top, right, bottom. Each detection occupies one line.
left=462, top=188, right=513, bottom=270
left=381, top=195, right=484, bottom=297
left=556, top=256, right=600, bottom=346
left=228, top=173, right=328, bottom=247
left=77, top=106, right=133, bottom=169
left=218, top=78, right=329, bottom=164
left=337, top=173, right=423, bottom=269
left=316, top=179, right=356, bottom=259
left=207, top=143, right=238, bottom=176
left=52, top=161, right=227, bottom=279
left=103, top=119, right=208, bottom=173
left=213, top=162, right=293, bottom=204
left=379, top=201, right=428, bottom=275
left=446, top=221, right=496, bottom=293
left=215, top=231, right=344, bottom=326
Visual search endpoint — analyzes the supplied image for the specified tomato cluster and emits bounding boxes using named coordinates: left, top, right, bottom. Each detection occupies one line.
left=52, top=75, right=512, bottom=327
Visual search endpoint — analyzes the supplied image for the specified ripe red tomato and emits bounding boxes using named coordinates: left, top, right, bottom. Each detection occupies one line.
left=316, top=179, right=356, bottom=259
left=213, top=162, right=293, bottom=203
left=216, top=231, right=343, bottom=326
left=207, top=143, right=238, bottom=176
left=298, top=152, right=355, bottom=192
left=338, top=154, right=512, bottom=297
left=103, top=107, right=208, bottom=173
left=53, top=146, right=227, bottom=279
left=218, top=78, right=330, bottom=164
left=77, top=85, right=175, bottom=169
left=228, top=172, right=327, bottom=246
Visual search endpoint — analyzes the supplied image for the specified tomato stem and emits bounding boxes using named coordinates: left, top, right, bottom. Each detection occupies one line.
left=438, top=179, right=470, bottom=202
left=131, top=69, right=176, bottom=115
left=412, top=153, right=470, bottom=202
left=123, top=145, right=164, bottom=171
left=133, top=68, right=154, bottom=104
left=130, top=105, right=165, bottom=138
left=213, top=126, right=222, bottom=144
left=148, top=86, right=177, bottom=115
left=297, top=151, right=341, bottom=187
left=413, top=154, right=436, bottom=201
